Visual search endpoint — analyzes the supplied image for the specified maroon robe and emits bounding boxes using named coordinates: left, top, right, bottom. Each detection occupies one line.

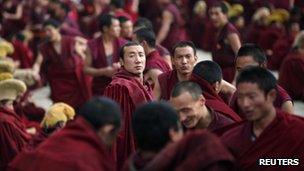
left=8, top=116, right=115, bottom=171
left=155, top=44, right=170, bottom=58
left=11, top=40, right=34, bottom=69
left=158, top=70, right=179, bottom=101
left=230, top=84, right=292, bottom=119
left=88, top=36, right=126, bottom=95
left=161, top=3, right=188, bottom=51
left=212, top=22, right=240, bottom=83
left=40, top=36, right=91, bottom=109
left=207, top=108, right=235, bottom=133
left=0, top=107, right=31, bottom=170
left=191, top=74, right=241, bottom=122
left=145, top=50, right=171, bottom=73
left=245, top=23, right=268, bottom=44
left=143, top=130, right=235, bottom=171
left=279, top=51, right=304, bottom=101
left=221, top=110, right=304, bottom=170
left=122, top=151, right=156, bottom=171
left=104, top=69, right=153, bottom=170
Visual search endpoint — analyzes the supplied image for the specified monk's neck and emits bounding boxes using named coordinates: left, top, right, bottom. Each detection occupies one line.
left=102, top=34, right=115, bottom=43
left=177, top=72, right=191, bottom=82
left=252, top=107, right=276, bottom=137
left=196, top=107, right=213, bottom=129
left=146, top=48, right=156, bottom=56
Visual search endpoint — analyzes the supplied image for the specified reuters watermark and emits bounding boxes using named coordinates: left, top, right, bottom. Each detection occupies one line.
left=258, top=158, right=299, bottom=166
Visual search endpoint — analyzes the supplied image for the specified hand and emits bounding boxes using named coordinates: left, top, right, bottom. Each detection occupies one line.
left=103, top=66, right=116, bottom=77
left=112, top=62, right=121, bottom=70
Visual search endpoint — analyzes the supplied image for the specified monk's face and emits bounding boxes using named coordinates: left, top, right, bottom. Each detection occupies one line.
left=237, top=82, right=275, bottom=121
left=121, top=45, right=146, bottom=75
left=173, top=46, right=197, bottom=75
left=121, top=20, right=133, bottom=39
left=107, top=19, right=121, bottom=38
left=209, top=7, right=227, bottom=28
left=44, top=25, right=60, bottom=42
left=235, top=56, right=259, bottom=73
left=170, top=92, right=204, bottom=129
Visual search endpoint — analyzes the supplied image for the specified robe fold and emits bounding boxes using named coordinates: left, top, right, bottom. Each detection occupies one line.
left=0, top=107, right=31, bottom=170
left=40, top=36, right=91, bottom=109
left=158, top=70, right=179, bottom=101
left=122, top=151, right=156, bottom=171
left=191, top=74, right=241, bottom=122
left=145, top=50, right=171, bottom=72
left=11, top=40, right=34, bottom=69
left=143, top=130, right=235, bottom=171
left=88, top=36, right=126, bottom=95
left=221, top=110, right=304, bottom=170
left=278, top=51, right=304, bottom=101
left=104, top=69, right=153, bottom=170
left=8, top=116, right=115, bottom=171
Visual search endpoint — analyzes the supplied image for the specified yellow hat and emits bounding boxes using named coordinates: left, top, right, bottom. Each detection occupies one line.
left=0, top=73, right=13, bottom=82
left=193, top=0, right=207, bottom=15
left=0, top=60, right=15, bottom=74
left=0, top=40, right=14, bottom=58
left=41, top=102, right=75, bottom=129
left=0, top=78, right=27, bottom=101
left=252, top=7, right=270, bottom=22
left=228, top=4, right=244, bottom=18
left=267, top=9, right=290, bottom=24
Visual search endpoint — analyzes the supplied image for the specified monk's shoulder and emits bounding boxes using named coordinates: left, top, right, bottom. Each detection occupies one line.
left=221, top=121, right=246, bottom=142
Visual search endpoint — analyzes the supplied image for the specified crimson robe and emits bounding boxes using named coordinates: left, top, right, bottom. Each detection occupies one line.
left=8, top=116, right=115, bottom=171
left=155, top=44, right=170, bottom=58
left=145, top=50, right=171, bottom=73
left=143, top=130, right=235, bottom=171
left=88, top=36, right=126, bottom=96
left=191, top=74, right=241, bottom=122
left=221, top=110, right=304, bottom=170
left=230, top=85, right=292, bottom=119
left=40, top=36, right=91, bottom=109
left=212, top=23, right=240, bottom=83
left=122, top=151, right=156, bottom=171
left=244, top=23, right=268, bottom=45
left=207, top=108, right=235, bottom=133
left=104, top=69, right=153, bottom=170
left=11, top=40, right=34, bottom=69
left=0, top=107, right=31, bottom=170
left=158, top=70, right=179, bottom=101
left=278, top=51, right=304, bottom=101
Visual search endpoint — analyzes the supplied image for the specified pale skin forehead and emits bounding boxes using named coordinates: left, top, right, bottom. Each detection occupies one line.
left=236, top=55, right=259, bottom=70
left=123, top=45, right=145, bottom=56
left=174, top=46, right=195, bottom=57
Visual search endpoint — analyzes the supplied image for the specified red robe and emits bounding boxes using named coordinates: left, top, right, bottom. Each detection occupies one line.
left=8, top=116, right=115, bottom=171
left=11, top=40, right=34, bottom=69
left=143, top=130, right=235, bottom=171
left=191, top=74, right=241, bottom=122
left=207, top=108, right=235, bottom=134
left=40, top=36, right=91, bottom=109
left=145, top=50, right=171, bottom=73
left=212, top=23, right=240, bottom=83
left=0, top=107, right=31, bottom=170
left=230, top=85, right=292, bottom=119
left=122, top=151, right=156, bottom=171
left=158, top=70, right=179, bottom=101
left=278, top=51, right=304, bottom=101
left=221, top=110, right=304, bottom=170
left=104, top=69, right=153, bottom=170
left=88, top=36, right=126, bottom=95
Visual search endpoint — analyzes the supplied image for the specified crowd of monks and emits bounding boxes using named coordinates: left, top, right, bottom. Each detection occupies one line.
left=1, top=0, right=304, bottom=170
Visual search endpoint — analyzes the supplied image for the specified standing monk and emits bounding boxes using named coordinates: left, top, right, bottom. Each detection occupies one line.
left=104, top=42, right=153, bottom=170
left=85, top=14, right=127, bottom=96
left=210, top=2, right=241, bottom=83
left=221, top=67, right=304, bottom=170
left=33, top=20, right=91, bottom=110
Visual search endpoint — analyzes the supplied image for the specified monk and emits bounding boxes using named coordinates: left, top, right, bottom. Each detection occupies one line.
left=133, top=27, right=171, bottom=87
left=279, top=31, right=304, bottom=101
left=191, top=61, right=241, bottom=122
left=8, top=97, right=121, bottom=171
left=104, top=42, right=153, bottom=170
left=221, top=67, right=304, bottom=170
left=118, top=16, right=133, bottom=40
left=230, top=44, right=294, bottom=118
left=210, top=2, right=241, bottom=83
left=143, top=130, right=235, bottom=171
left=85, top=14, right=126, bottom=96
left=156, top=0, right=187, bottom=51
left=0, top=77, right=31, bottom=170
left=155, top=41, right=197, bottom=100
left=123, top=102, right=183, bottom=171
left=33, top=19, right=91, bottom=110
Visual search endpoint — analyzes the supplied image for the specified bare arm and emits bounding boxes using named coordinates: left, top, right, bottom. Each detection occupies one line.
left=227, top=33, right=241, bottom=54
left=156, top=10, right=173, bottom=44
left=281, top=100, right=294, bottom=114
left=153, top=75, right=162, bottom=101
left=3, top=4, right=23, bottom=20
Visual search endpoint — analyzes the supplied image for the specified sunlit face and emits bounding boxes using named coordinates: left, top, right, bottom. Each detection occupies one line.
left=121, top=45, right=146, bottom=75
left=121, top=20, right=133, bottom=39
left=107, top=19, right=121, bottom=38
left=170, top=92, right=204, bottom=129
left=173, top=46, right=197, bottom=75
left=235, top=56, right=259, bottom=74
left=209, top=7, right=227, bottom=28
left=0, top=100, right=14, bottom=111
left=45, top=25, right=60, bottom=42
left=237, top=82, right=274, bottom=121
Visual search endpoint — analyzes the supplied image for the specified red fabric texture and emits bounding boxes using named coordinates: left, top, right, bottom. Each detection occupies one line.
left=104, top=69, right=153, bottom=170
left=40, top=36, right=91, bottom=109
left=143, top=130, right=235, bottom=171
left=158, top=70, right=179, bottom=101
left=122, top=151, right=156, bottom=171
left=191, top=74, right=241, bottom=122
left=221, top=110, right=304, bottom=170
left=0, top=107, right=31, bottom=170
left=278, top=51, right=304, bottom=101
left=88, top=36, right=126, bottom=95
left=11, top=40, right=34, bottom=68
left=145, top=50, right=171, bottom=72
left=8, top=116, right=115, bottom=171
